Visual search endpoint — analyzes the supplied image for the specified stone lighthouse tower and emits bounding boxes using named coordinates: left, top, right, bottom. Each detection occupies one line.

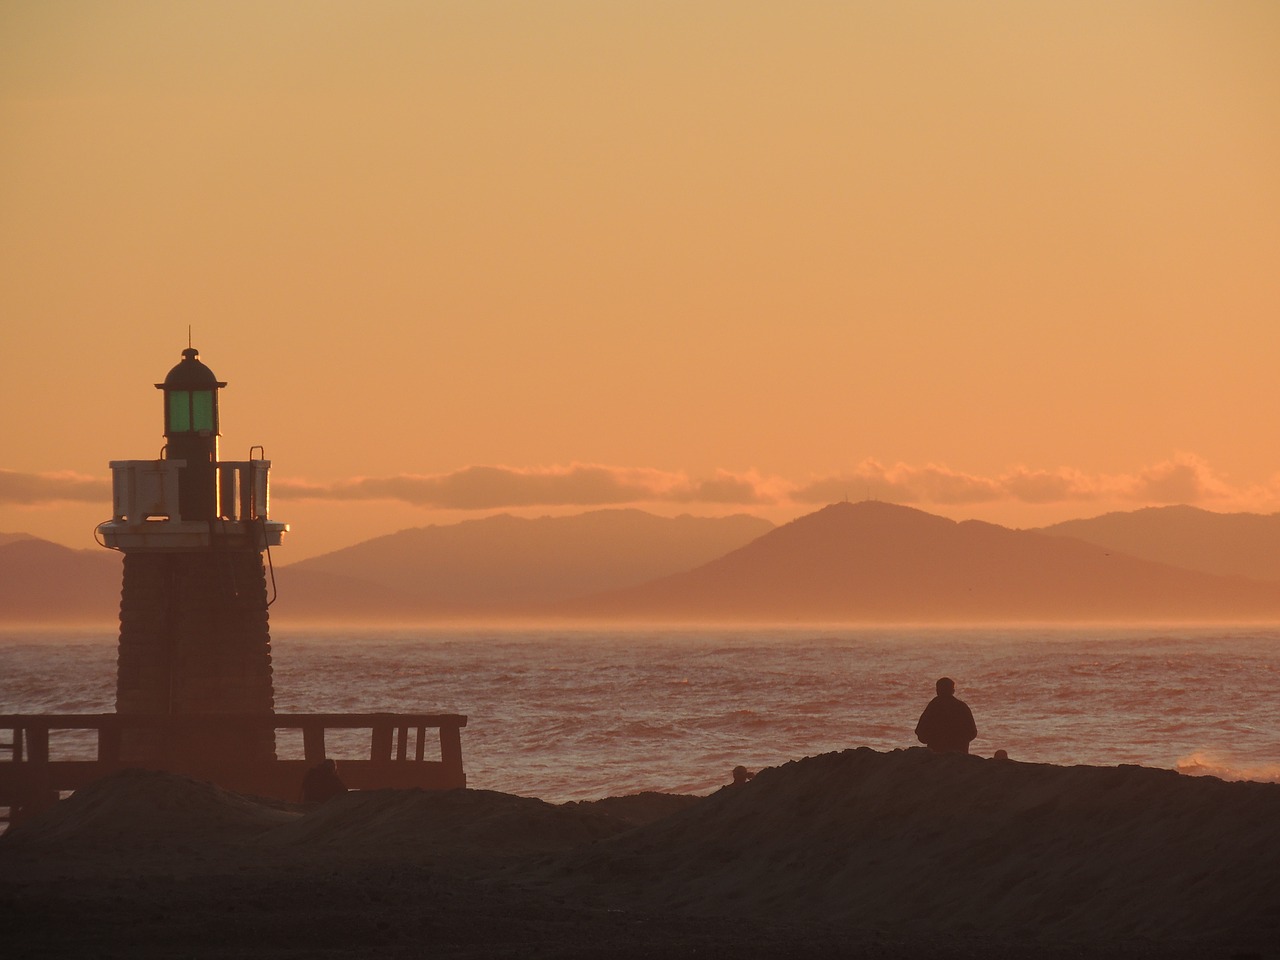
left=97, top=347, right=287, bottom=765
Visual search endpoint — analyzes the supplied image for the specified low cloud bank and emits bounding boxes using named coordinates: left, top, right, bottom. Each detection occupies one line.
left=3, top=454, right=1272, bottom=516
left=792, top=452, right=1240, bottom=508
left=272, top=464, right=777, bottom=509
left=0, top=469, right=109, bottom=505
left=274, top=453, right=1265, bottom=514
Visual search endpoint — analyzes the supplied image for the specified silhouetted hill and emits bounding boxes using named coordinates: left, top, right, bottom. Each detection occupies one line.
left=275, top=510, right=774, bottom=620
left=0, top=538, right=121, bottom=624
left=1038, top=505, right=1280, bottom=581
left=567, top=501, right=1280, bottom=622
left=0, top=531, right=36, bottom=546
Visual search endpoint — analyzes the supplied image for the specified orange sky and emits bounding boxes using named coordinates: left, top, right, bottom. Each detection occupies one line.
left=2, top=2, right=1279, bottom=561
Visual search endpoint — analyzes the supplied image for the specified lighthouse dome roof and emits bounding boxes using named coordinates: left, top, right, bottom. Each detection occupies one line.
left=156, top=348, right=226, bottom=390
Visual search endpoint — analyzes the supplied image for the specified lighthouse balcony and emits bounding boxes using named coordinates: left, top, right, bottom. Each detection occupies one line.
left=97, top=459, right=288, bottom=551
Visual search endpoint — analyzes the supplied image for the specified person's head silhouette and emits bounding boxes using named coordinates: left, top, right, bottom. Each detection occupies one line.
left=936, top=677, right=955, bottom=696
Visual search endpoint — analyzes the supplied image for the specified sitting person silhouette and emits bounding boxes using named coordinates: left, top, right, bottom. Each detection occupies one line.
left=731, top=765, right=755, bottom=786
left=914, top=676, right=977, bottom=754
left=301, top=757, right=348, bottom=803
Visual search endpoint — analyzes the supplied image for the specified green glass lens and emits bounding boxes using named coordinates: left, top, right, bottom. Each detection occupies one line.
left=168, top=391, right=191, bottom=432
left=192, top=391, right=214, bottom=431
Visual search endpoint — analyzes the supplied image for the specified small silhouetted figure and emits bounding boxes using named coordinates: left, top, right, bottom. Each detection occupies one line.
left=914, top=677, right=977, bottom=754
left=302, top=757, right=348, bottom=803
left=732, top=765, right=755, bottom=786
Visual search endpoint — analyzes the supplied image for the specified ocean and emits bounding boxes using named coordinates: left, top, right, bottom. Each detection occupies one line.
left=2, top=625, right=1278, bottom=802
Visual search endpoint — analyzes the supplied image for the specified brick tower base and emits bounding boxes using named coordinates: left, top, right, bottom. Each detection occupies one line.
left=116, top=550, right=276, bottom=763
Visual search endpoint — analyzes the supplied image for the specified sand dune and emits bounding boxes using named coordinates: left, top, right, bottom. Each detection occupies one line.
left=535, top=749, right=1280, bottom=943
left=2, top=752, right=1276, bottom=957
left=260, top=785, right=698, bottom=860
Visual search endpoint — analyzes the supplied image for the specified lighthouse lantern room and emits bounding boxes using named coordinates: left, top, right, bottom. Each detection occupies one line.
left=99, top=347, right=286, bottom=550
left=158, top=345, right=223, bottom=521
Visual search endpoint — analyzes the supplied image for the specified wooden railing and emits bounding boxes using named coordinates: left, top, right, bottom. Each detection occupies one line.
left=0, top=712, right=467, bottom=827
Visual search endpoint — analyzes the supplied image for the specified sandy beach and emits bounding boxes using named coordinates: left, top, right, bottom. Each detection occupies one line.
left=2, top=747, right=1277, bottom=959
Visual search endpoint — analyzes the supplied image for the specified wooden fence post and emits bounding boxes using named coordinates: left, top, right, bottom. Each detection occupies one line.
left=440, top=723, right=463, bottom=775
left=303, top=723, right=325, bottom=761
left=98, top=716, right=121, bottom=762
left=371, top=723, right=392, bottom=761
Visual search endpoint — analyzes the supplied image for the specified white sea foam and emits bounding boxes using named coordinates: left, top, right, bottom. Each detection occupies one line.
left=1176, top=751, right=1280, bottom=783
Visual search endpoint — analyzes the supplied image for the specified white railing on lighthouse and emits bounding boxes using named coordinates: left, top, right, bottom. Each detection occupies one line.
left=99, top=459, right=287, bottom=550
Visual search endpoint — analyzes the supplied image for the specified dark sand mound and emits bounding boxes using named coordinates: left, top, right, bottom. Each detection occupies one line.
left=3, top=752, right=1277, bottom=957
left=2, top=768, right=299, bottom=850
left=568, top=790, right=701, bottom=827
left=530, top=747, right=1280, bottom=945
left=1, top=770, right=694, bottom=870
left=262, top=787, right=696, bottom=860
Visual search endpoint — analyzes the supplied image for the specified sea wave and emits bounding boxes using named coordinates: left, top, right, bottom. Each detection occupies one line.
left=4, top=626, right=1280, bottom=801
left=1176, top=751, right=1280, bottom=784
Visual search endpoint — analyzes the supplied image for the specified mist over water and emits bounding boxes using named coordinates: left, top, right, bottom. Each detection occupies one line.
left=2, top=626, right=1277, bottom=802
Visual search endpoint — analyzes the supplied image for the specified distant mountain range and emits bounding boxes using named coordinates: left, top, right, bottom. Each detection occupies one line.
left=0, top=537, right=121, bottom=624
left=5, top=502, right=1280, bottom=624
left=271, top=509, right=774, bottom=621
left=1036, top=505, right=1280, bottom=580
left=568, top=502, right=1280, bottom=622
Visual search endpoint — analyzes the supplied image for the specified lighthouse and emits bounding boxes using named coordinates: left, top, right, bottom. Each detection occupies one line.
left=1, top=347, right=466, bottom=825
left=96, top=347, right=288, bottom=765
